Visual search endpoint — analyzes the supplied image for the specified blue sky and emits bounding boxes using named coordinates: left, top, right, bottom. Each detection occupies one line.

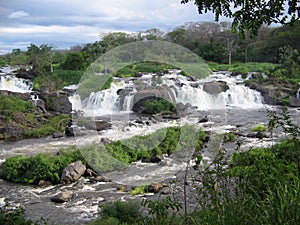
left=0, top=0, right=227, bottom=54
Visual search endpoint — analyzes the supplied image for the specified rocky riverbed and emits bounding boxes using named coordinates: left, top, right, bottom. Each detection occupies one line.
left=1, top=107, right=299, bottom=225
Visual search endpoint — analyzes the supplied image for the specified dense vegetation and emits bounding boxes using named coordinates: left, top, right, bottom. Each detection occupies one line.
left=0, top=96, right=34, bottom=117
left=0, top=126, right=206, bottom=183
left=0, top=148, right=84, bottom=184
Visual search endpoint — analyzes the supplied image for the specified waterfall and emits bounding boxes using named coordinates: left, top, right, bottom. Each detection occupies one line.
left=70, top=72, right=264, bottom=116
left=0, top=76, right=33, bottom=93
left=297, top=88, right=300, bottom=99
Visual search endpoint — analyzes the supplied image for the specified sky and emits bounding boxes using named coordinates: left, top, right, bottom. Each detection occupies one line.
left=0, top=0, right=226, bottom=54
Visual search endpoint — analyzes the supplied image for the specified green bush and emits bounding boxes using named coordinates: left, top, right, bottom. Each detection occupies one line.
left=23, top=114, right=70, bottom=138
left=0, top=96, right=34, bottom=117
left=34, top=70, right=84, bottom=90
left=0, top=210, right=34, bottom=225
left=223, top=132, right=236, bottom=142
left=144, top=99, right=176, bottom=114
left=0, top=147, right=84, bottom=184
left=251, top=124, right=267, bottom=132
left=100, top=201, right=141, bottom=224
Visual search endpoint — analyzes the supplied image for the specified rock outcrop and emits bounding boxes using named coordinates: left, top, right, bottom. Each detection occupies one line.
left=51, top=190, right=73, bottom=203
left=61, top=161, right=86, bottom=183
left=203, top=81, right=229, bottom=95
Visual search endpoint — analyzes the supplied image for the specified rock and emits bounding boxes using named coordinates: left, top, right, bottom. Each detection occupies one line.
left=15, top=71, right=36, bottom=79
left=142, top=155, right=162, bottom=163
left=290, top=96, right=300, bottom=107
left=147, top=183, right=163, bottom=193
left=61, top=161, right=86, bottom=183
left=51, top=190, right=73, bottom=203
left=162, top=113, right=180, bottom=120
left=38, top=180, right=51, bottom=187
left=198, top=116, right=208, bottom=123
left=101, top=138, right=112, bottom=145
left=93, top=175, right=111, bottom=182
left=85, top=168, right=98, bottom=177
left=255, top=131, right=267, bottom=139
left=42, top=91, right=72, bottom=114
left=83, top=120, right=112, bottom=131
left=203, top=81, right=229, bottom=95
left=52, top=132, right=64, bottom=138
left=161, top=188, right=172, bottom=195
left=0, top=90, right=31, bottom=101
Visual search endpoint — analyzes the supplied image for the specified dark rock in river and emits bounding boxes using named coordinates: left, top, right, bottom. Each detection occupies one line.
left=51, top=190, right=73, bottom=203
left=142, top=155, right=162, bottom=163
left=203, top=81, right=229, bottom=95
left=61, top=161, right=86, bottom=183
left=15, top=71, right=36, bottom=80
left=52, top=131, right=64, bottom=138
left=290, top=96, right=300, bottom=107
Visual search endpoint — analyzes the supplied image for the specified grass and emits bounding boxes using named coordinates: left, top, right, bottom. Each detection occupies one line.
left=207, top=61, right=279, bottom=73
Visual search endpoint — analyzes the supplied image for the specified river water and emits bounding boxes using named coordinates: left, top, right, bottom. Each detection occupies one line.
left=0, top=67, right=299, bottom=224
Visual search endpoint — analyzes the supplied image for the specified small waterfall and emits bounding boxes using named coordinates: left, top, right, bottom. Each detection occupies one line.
left=70, top=72, right=264, bottom=117
left=0, top=76, right=33, bottom=93
left=297, top=88, right=300, bottom=99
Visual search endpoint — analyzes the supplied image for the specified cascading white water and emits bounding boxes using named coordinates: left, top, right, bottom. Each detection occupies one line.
left=0, top=76, right=33, bottom=93
left=70, top=72, right=264, bottom=116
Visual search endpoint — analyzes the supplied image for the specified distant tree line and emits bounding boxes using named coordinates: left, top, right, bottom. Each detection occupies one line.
left=2, top=21, right=300, bottom=77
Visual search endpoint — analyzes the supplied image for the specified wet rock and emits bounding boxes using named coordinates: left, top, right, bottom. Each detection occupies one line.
left=142, top=155, right=162, bottom=163
left=147, top=183, right=163, bottom=193
left=162, top=113, right=180, bottom=120
left=42, top=91, right=72, bottom=114
left=15, top=71, right=36, bottom=79
left=51, top=190, right=73, bottom=203
left=52, top=132, right=64, bottom=138
left=92, top=175, right=111, bottom=182
left=290, top=96, right=300, bottom=107
left=255, top=131, right=267, bottom=139
left=82, top=120, right=112, bottom=132
left=85, top=168, right=98, bottom=177
left=161, top=188, right=172, bottom=195
left=203, top=81, right=229, bottom=95
left=101, top=138, right=112, bottom=145
left=61, top=161, right=86, bottom=183
left=38, top=180, right=52, bottom=187
left=198, top=116, right=208, bottom=123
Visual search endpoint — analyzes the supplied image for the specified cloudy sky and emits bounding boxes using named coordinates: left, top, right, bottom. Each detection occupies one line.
left=0, top=0, right=225, bottom=54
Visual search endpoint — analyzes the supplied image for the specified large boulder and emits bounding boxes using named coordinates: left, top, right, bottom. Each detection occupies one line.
left=41, top=91, right=72, bottom=114
left=132, top=85, right=176, bottom=113
left=51, top=190, right=73, bottom=203
left=61, top=161, right=86, bottom=183
left=203, top=81, right=229, bottom=95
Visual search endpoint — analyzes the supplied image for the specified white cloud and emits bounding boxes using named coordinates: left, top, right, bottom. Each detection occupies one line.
left=8, top=10, right=30, bottom=19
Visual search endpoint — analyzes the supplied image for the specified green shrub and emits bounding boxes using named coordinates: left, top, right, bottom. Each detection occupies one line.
left=100, top=200, right=141, bottom=224
left=223, top=132, right=236, bottom=142
left=0, top=210, right=34, bottom=225
left=251, top=124, right=267, bottom=132
left=34, top=70, right=84, bottom=90
left=130, top=185, right=148, bottom=195
left=23, top=114, right=70, bottom=138
left=0, top=148, right=84, bottom=184
left=144, top=99, right=176, bottom=114
left=0, top=96, right=34, bottom=117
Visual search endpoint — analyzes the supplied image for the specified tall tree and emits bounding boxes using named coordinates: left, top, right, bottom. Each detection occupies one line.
left=181, top=0, right=300, bottom=36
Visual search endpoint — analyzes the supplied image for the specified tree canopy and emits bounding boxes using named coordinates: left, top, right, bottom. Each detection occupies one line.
left=181, top=0, right=300, bottom=36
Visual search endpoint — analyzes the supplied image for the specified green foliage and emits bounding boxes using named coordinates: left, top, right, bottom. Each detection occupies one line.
left=207, top=61, right=278, bottom=73
left=79, top=145, right=127, bottom=173
left=60, top=52, right=86, bottom=70
left=223, top=132, right=236, bottom=142
left=181, top=0, right=299, bottom=37
left=23, top=114, right=70, bottom=138
left=268, top=106, right=300, bottom=139
left=144, top=99, right=176, bottom=114
left=130, top=185, right=148, bottom=195
left=141, top=196, right=182, bottom=222
left=100, top=200, right=141, bottom=224
left=0, top=96, right=34, bottom=117
left=251, top=124, right=267, bottom=132
left=0, top=210, right=35, bottom=225
left=0, top=147, right=84, bottom=184
left=34, top=69, right=84, bottom=90
left=114, top=61, right=178, bottom=78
